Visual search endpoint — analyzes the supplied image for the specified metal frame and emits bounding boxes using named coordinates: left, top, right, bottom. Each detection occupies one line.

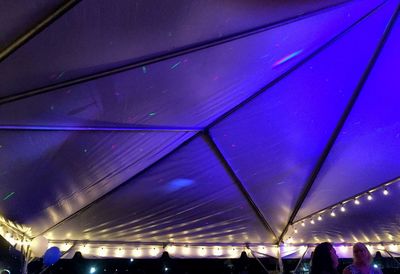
left=202, top=132, right=278, bottom=240
left=0, top=0, right=81, bottom=63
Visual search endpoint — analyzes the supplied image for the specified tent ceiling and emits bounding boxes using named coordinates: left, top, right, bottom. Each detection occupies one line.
left=297, top=12, right=400, bottom=221
left=0, top=0, right=349, bottom=96
left=210, top=0, right=395, bottom=237
left=0, top=130, right=194, bottom=233
left=45, top=136, right=275, bottom=244
left=0, top=0, right=399, bottom=258
left=0, top=0, right=382, bottom=128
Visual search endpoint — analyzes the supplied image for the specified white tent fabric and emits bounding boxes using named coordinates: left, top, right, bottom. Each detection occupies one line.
left=0, top=0, right=399, bottom=259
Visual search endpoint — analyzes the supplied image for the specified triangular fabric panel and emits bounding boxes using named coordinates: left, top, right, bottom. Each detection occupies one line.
left=0, top=130, right=193, bottom=235
left=297, top=7, right=400, bottom=222
left=44, top=136, right=275, bottom=244
left=0, top=0, right=373, bottom=96
left=209, top=0, right=397, bottom=237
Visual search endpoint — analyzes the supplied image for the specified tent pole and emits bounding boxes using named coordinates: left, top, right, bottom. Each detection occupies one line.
left=277, top=244, right=284, bottom=273
left=293, top=246, right=309, bottom=273
left=250, top=251, right=270, bottom=273
left=384, top=250, right=400, bottom=267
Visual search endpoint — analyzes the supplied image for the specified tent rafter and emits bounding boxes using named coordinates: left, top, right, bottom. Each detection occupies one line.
left=0, top=125, right=202, bottom=132
left=0, top=0, right=81, bottom=63
left=202, top=132, right=278, bottom=240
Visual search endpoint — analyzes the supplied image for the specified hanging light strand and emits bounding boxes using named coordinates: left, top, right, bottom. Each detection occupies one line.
left=291, top=178, right=399, bottom=232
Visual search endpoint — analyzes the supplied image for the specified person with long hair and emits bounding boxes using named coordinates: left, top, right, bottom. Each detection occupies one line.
left=311, top=242, right=339, bottom=274
left=343, top=243, right=382, bottom=274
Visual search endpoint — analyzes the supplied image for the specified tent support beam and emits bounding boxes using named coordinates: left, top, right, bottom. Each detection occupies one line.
left=0, top=124, right=201, bottom=132
left=202, top=132, right=278, bottom=241
left=0, top=0, right=354, bottom=105
left=0, top=0, right=80, bottom=63
left=277, top=2, right=400, bottom=244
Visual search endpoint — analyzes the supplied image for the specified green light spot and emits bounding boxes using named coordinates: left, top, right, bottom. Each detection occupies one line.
left=3, top=192, right=15, bottom=201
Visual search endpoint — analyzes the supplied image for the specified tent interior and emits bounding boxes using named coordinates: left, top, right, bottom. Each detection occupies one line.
left=1, top=0, right=400, bottom=271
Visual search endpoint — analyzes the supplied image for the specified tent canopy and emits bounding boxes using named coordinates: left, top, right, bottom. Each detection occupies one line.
left=0, top=0, right=399, bottom=259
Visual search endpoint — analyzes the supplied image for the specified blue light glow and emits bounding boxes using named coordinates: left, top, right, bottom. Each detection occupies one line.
left=273, top=49, right=303, bottom=67
left=166, top=178, right=194, bottom=192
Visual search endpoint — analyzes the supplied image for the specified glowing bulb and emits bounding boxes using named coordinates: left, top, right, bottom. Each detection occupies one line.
left=310, top=219, right=315, bottom=224
left=367, top=193, right=373, bottom=201
left=182, top=246, right=190, bottom=256
left=133, top=248, right=142, bottom=257
left=150, top=247, right=159, bottom=257
left=340, top=205, right=346, bottom=212
left=318, top=215, right=322, bottom=221
left=330, top=211, right=336, bottom=217
left=116, top=248, right=125, bottom=257
left=198, top=247, right=207, bottom=257
left=98, top=247, right=107, bottom=257
left=354, top=198, right=360, bottom=205
left=294, top=228, right=298, bottom=234
left=81, top=245, right=90, bottom=254
left=90, top=267, right=96, bottom=273
left=383, top=188, right=389, bottom=195
left=213, top=247, right=223, bottom=256
left=166, top=245, right=176, bottom=254
left=301, top=221, right=305, bottom=227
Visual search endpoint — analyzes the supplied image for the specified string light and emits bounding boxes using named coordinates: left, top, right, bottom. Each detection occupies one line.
left=292, top=179, right=399, bottom=229
left=294, top=228, right=298, bottom=234
left=383, top=188, right=389, bottom=195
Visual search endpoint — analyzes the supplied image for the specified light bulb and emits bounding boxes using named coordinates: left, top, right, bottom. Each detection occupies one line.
left=330, top=211, right=336, bottom=217
left=340, top=205, right=346, bottom=212
left=310, top=219, right=315, bottom=224
left=301, top=221, right=305, bottom=227
left=367, top=193, right=373, bottom=201
left=354, top=198, right=360, bottom=205
left=318, top=215, right=322, bottom=221
left=294, top=228, right=298, bottom=234
left=383, top=188, right=389, bottom=195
